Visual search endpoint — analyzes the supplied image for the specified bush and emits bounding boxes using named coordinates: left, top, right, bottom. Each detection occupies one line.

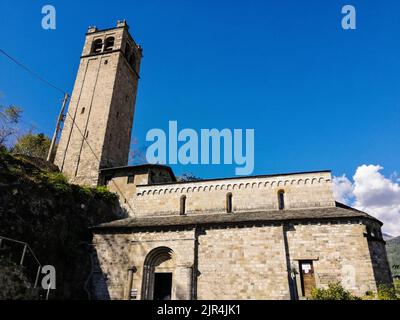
left=311, top=282, right=361, bottom=300
left=377, top=284, right=398, bottom=300
left=39, top=171, right=70, bottom=192
left=94, top=185, right=119, bottom=201
left=360, top=284, right=399, bottom=300
left=395, top=279, right=400, bottom=297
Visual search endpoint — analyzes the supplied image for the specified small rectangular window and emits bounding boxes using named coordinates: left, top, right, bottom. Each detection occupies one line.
left=81, top=107, right=85, bottom=114
left=127, top=175, right=135, bottom=184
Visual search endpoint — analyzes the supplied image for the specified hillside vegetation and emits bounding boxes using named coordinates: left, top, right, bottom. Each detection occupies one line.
left=387, top=236, right=400, bottom=278
left=0, top=148, right=120, bottom=299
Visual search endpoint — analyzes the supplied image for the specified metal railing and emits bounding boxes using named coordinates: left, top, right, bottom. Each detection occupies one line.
left=0, top=235, right=43, bottom=292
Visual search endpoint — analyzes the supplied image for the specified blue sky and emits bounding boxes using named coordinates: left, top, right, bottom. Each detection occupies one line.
left=0, top=0, right=399, bottom=180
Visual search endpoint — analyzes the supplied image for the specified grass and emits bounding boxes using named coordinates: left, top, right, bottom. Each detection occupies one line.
left=1, top=147, right=118, bottom=202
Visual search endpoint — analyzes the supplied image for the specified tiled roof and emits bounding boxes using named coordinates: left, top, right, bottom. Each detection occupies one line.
left=92, top=202, right=380, bottom=230
left=99, top=164, right=176, bottom=181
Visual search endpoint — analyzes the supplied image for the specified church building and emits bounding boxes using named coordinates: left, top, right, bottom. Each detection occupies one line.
left=54, top=21, right=392, bottom=300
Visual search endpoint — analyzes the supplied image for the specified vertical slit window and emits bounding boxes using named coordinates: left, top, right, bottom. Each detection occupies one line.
left=278, top=190, right=285, bottom=210
left=226, top=193, right=233, bottom=213
left=180, top=195, right=186, bottom=215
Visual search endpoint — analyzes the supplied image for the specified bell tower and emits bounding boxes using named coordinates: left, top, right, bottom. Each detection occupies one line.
left=54, top=20, right=142, bottom=186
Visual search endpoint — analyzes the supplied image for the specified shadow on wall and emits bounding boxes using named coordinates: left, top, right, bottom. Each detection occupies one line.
left=367, top=235, right=393, bottom=288
left=118, top=206, right=130, bottom=219
left=89, top=247, right=111, bottom=300
left=283, top=223, right=299, bottom=300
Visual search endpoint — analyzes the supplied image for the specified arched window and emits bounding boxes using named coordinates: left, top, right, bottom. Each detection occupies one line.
left=180, top=196, right=186, bottom=215
left=104, top=37, right=115, bottom=51
left=226, top=193, right=233, bottom=213
left=278, top=190, right=285, bottom=210
left=92, top=39, right=103, bottom=54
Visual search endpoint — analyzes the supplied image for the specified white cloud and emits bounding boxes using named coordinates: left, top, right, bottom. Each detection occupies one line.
left=333, top=165, right=400, bottom=237
left=333, top=175, right=354, bottom=204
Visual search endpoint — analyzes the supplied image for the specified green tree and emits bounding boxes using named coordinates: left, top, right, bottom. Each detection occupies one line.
left=0, top=105, right=22, bottom=146
left=12, top=133, right=51, bottom=159
left=177, top=172, right=202, bottom=182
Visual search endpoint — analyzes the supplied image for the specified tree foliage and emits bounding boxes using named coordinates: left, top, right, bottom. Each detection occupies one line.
left=0, top=105, right=22, bottom=146
left=11, top=133, right=51, bottom=159
left=177, top=172, right=202, bottom=182
left=376, top=284, right=399, bottom=300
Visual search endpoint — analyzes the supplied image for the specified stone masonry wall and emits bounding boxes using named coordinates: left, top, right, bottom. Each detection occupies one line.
left=93, top=229, right=195, bottom=300
left=133, top=171, right=335, bottom=217
left=92, top=220, right=381, bottom=300
left=102, top=167, right=173, bottom=217
left=196, top=224, right=290, bottom=300
left=286, top=222, right=378, bottom=296
left=55, top=24, right=141, bottom=186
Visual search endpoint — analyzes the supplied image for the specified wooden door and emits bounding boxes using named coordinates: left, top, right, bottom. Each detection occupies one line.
left=299, top=260, right=316, bottom=297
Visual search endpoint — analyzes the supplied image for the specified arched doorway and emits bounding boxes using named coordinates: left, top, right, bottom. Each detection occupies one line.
left=141, top=247, right=175, bottom=300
